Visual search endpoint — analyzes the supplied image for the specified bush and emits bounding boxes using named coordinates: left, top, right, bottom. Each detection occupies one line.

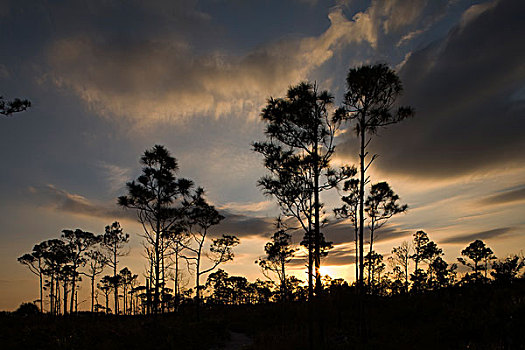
left=15, top=302, right=40, bottom=315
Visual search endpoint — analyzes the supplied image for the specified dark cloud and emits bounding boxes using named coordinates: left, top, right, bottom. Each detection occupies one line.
left=440, top=227, right=515, bottom=244
left=480, top=186, right=525, bottom=206
left=285, top=221, right=411, bottom=267
left=339, top=0, right=525, bottom=178
left=214, top=210, right=274, bottom=238
left=323, top=220, right=411, bottom=245
left=29, top=184, right=136, bottom=221
left=30, top=185, right=274, bottom=238
left=323, top=245, right=357, bottom=266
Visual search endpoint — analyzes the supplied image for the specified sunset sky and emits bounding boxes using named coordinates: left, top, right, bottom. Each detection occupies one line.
left=1, top=0, right=524, bottom=310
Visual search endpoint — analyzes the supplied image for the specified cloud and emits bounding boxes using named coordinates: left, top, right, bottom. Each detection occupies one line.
left=396, top=28, right=425, bottom=47
left=218, top=200, right=276, bottom=215
left=97, top=162, right=131, bottom=194
left=288, top=242, right=356, bottom=267
left=29, top=184, right=133, bottom=220
left=338, top=0, right=525, bottom=179
left=479, top=185, right=525, bottom=206
left=459, top=1, right=497, bottom=30
left=29, top=184, right=275, bottom=238
left=44, top=4, right=378, bottom=127
left=213, top=210, right=274, bottom=238
left=440, top=227, right=515, bottom=244
left=323, top=243, right=357, bottom=266
left=380, top=0, right=428, bottom=35
left=29, top=183, right=275, bottom=239
left=323, top=220, right=411, bottom=245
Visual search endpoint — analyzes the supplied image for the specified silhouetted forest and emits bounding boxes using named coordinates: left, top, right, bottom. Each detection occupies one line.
left=9, top=64, right=525, bottom=349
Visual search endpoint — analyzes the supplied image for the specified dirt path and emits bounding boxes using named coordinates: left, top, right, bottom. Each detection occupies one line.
left=221, top=331, right=253, bottom=350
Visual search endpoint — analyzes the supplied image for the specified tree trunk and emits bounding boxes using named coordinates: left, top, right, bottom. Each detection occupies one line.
left=91, top=275, right=95, bottom=312
left=154, top=218, right=161, bottom=314
left=368, top=221, right=375, bottom=288
left=38, top=259, right=43, bottom=313
left=55, top=277, right=60, bottom=314
left=313, top=140, right=321, bottom=296
left=404, top=257, right=409, bottom=293
left=354, top=221, right=359, bottom=288
left=161, top=247, right=165, bottom=313
left=175, top=242, right=179, bottom=310
left=114, top=248, right=118, bottom=315
left=123, top=285, right=127, bottom=315
left=70, top=264, right=77, bottom=313
left=63, top=279, right=68, bottom=315
left=359, top=120, right=366, bottom=291
left=146, top=278, right=151, bottom=315
left=281, top=258, right=286, bottom=302
left=50, top=273, right=55, bottom=315
left=308, top=221, right=313, bottom=301
left=196, top=253, right=201, bottom=320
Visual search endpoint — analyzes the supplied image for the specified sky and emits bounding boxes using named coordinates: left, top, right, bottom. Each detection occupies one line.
left=1, top=0, right=524, bottom=311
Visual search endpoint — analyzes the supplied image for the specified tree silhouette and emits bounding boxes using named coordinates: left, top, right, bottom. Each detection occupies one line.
left=40, top=239, right=69, bottom=314
left=256, top=146, right=317, bottom=298
left=257, top=219, right=297, bottom=302
left=81, top=249, right=107, bottom=312
left=420, top=241, right=443, bottom=289
left=119, top=267, right=138, bottom=314
left=206, top=269, right=231, bottom=304
left=365, top=182, right=407, bottom=253
left=458, top=240, right=496, bottom=282
left=335, top=64, right=414, bottom=290
left=18, top=242, right=48, bottom=312
left=254, top=81, right=354, bottom=296
left=59, top=264, right=75, bottom=314
left=491, top=254, right=524, bottom=283
left=61, top=229, right=99, bottom=313
left=98, top=275, right=114, bottom=314
left=364, top=251, right=385, bottom=293
left=101, top=222, right=129, bottom=314
left=162, top=223, right=187, bottom=310
left=118, top=145, right=194, bottom=313
left=365, top=181, right=407, bottom=284
left=427, top=256, right=457, bottom=289
left=389, top=241, right=412, bottom=293
left=410, top=231, right=429, bottom=292
left=15, top=302, right=40, bottom=315
left=334, top=178, right=360, bottom=284
left=0, top=96, right=31, bottom=116
left=180, top=189, right=239, bottom=315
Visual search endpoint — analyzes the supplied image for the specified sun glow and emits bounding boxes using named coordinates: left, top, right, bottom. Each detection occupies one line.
left=320, top=265, right=354, bottom=283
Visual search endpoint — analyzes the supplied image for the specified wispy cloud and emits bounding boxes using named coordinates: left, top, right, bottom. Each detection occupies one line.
left=218, top=200, right=276, bottom=215
left=479, top=186, right=525, bottom=206
left=459, top=1, right=497, bottom=30
left=29, top=184, right=133, bottom=220
left=440, top=227, right=515, bottom=244
left=324, top=219, right=411, bottom=245
left=214, top=210, right=274, bottom=239
left=96, top=161, right=131, bottom=194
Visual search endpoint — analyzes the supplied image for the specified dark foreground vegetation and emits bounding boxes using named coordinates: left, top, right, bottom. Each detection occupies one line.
left=3, top=280, right=524, bottom=350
